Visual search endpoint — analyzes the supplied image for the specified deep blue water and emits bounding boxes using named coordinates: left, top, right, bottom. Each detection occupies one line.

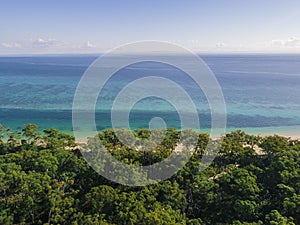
left=0, top=54, right=300, bottom=135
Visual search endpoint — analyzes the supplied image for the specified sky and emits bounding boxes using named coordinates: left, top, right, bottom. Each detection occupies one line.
left=1, top=0, right=300, bottom=54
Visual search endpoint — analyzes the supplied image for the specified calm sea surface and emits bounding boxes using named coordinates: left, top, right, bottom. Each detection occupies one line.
left=0, top=54, right=300, bottom=136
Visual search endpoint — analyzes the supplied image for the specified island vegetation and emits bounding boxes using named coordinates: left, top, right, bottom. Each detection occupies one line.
left=0, top=124, right=299, bottom=224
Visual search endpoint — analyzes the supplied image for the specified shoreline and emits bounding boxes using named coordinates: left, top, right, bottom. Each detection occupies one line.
left=74, top=126, right=300, bottom=143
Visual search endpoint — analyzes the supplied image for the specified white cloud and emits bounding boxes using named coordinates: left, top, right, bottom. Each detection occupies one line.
left=271, top=37, right=300, bottom=47
left=84, top=41, right=96, bottom=48
left=0, top=38, right=85, bottom=54
left=1, top=42, right=22, bottom=48
left=285, top=37, right=300, bottom=47
left=215, top=42, right=226, bottom=48
left=32, top=38, right=61, bottom=47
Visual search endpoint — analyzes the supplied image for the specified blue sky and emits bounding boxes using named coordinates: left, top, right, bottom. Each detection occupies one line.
left=1, top=0, right=300, bottom=54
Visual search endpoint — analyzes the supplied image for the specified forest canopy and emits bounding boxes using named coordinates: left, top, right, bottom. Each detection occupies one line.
left=0, top=124, right=299, bottom=225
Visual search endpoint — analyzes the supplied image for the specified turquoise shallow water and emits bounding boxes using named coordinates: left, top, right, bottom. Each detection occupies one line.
left=0, top=54, right=300, bottom=137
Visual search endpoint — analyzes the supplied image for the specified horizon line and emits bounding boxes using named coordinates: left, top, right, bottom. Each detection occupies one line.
left=1, top=51, right=300, bottom=57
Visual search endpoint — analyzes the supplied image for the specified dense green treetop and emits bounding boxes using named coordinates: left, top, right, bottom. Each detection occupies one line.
left=0, top=125, right=299, bottom=224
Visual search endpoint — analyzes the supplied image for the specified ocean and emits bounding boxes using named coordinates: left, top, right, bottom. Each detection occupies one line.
left=1, top=54, right=300, bottom=137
